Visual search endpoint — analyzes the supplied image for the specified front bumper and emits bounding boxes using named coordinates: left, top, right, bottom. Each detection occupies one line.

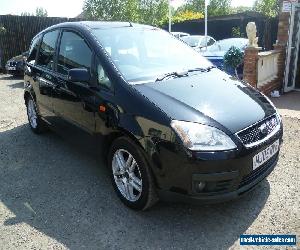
left=153, top=127, right=283, bottom=204
left=158, top=153, right=278, bottom=204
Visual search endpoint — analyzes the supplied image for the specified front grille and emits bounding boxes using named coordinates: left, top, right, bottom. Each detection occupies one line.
left=237, top=114, right=279, bottom=147
left=239, top=154, right=278, bottom=188
left=9, top=61, right=17, bottom=67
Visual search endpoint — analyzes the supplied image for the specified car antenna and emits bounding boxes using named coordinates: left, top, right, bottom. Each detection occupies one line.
left=129, top=22, right=133, bottom=27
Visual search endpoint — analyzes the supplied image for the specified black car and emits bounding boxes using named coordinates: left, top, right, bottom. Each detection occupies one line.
left=24, top=22, right=283, bottom=210
left=6, top=52, right=28, bottom=76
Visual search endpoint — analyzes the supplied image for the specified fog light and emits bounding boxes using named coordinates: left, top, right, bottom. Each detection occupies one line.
left=194, top=181, right=206, bottom=192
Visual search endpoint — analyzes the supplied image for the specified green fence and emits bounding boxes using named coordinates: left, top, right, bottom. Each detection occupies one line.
left=0, top=15, right=82, bottom=70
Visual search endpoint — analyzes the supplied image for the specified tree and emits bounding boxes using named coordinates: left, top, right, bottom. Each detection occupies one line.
left=21, top=7, right=48, bottom=17
left=207, top=0, right=232, bottom=16
left=139, top=0, right=169, bottom=26
left=21, top=12, right=33, bottom=16
left=178, top=0, right=232, bottom=17
left=231, top=6, right=252, bottom=14
left=254, top=0, right=280, bottom=17
left=223, top=46, right=244, bottom=78
left=83, top=0, right=168, bottom=26
left=159, top=9, right=204, bottom=26
left=83, top=0, right=140, bottom=22
left=35, top=7, right=48, bottom=17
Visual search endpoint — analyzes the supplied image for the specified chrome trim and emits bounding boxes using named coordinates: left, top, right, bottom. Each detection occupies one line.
left=241, top=124, right=281, bottom=148
left=235, top=113, right=281, bottom=148
left=236, top=114, right=276, bottom=135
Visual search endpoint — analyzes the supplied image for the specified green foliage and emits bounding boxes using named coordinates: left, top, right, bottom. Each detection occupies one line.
left=21, top=12, right=33, bottom=16
left=207, top=0, right=232, bottom=16
left=83, top=0, right=168, bottom=26
left=159, top=10, right=204, bottom=26
left=178, top=0, right=232, bottom=17
left=223, top=46, right=244, bottom=77
left=231, top=6, right=252, bottom=14
left=35, top=7, right=48, bottom=17
left=232, top=26, right=244, bottom=38
left=254, top=0, right=279, bottom=17
left=21, top=7, right=48, bottom=17
left=83, top=0, right=233, bottom=27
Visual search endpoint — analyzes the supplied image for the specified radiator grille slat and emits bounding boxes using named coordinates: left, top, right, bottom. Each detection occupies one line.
left=237, top=115, right=279, bottom=146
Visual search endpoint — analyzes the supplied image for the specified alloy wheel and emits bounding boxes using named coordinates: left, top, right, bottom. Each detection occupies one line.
left=27, top=99, right=38, bottom=129
left=112, top=149, right=143, bottom=202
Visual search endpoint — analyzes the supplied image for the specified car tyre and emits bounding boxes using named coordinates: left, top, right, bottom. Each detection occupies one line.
left=26, top=96, right=47, bottom=134
left=108, top=136, right=158, bottom=210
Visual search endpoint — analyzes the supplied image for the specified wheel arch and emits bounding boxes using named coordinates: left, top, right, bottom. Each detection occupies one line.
left=105, top=128, right=160, bottom=189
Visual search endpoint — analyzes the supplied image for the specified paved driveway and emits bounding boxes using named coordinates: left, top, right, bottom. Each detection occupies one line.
left=271, top=91, right=300, bottom=119
left=0, top=74, right=299, bottom=249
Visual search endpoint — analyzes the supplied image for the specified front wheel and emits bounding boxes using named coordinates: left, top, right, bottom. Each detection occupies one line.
left=26, top=96, right=47, bottom=134
left=108, top=137, right=158, bottom=210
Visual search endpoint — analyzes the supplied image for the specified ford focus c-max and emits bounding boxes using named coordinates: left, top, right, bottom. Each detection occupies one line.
left=24, top=22, right=283, bottom=210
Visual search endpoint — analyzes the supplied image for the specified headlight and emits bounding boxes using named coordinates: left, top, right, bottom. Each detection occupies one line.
left=171, top=120, right=237, bottom=151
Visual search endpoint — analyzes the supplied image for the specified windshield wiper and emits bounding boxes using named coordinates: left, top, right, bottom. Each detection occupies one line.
left=187, top=66, right=216, bottom=73
left=155, top=66, right=215, bottom=82
left=155, top=70, right=188, bottom=82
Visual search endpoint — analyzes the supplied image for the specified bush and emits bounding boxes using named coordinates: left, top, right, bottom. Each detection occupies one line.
left=223, top=46, right=244, bottom=78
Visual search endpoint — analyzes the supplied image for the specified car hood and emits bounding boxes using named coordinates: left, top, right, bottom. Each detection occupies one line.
left=132, top=68, right=276, bottom=133
left=201, top=51, right=225, bottom=58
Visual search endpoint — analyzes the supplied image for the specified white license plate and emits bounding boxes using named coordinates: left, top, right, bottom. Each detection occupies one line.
left=7, top=67, right=16, bottom=70
left=253, top=140, right=279, bottom=170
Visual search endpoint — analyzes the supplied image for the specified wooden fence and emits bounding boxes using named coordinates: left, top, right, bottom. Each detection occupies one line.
left=0, top=15, right=82, bottom=69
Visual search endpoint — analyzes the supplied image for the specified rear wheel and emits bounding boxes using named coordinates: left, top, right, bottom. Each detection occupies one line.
left=108, top=136, right=158, bottom=210
left=26, top=96, right=47, bottom=134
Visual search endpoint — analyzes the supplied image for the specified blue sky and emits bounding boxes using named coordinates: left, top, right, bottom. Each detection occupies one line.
left=0, top=0, right=257, bottom=18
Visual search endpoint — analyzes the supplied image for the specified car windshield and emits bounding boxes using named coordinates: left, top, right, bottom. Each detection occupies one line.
left=91, top=27, right=212, bottom=83
left=207, top=38, right=248, bottom=52
left=182, top=36, right=205, bottom=47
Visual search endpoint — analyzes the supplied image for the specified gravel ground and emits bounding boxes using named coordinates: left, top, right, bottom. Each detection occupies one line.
left=0, top=74, right=299, bottom=250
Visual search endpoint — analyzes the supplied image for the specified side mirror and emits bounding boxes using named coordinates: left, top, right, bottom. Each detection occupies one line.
left=22, top=51, right=29, bottom=57
left=68, top=68, right=90, bottom=82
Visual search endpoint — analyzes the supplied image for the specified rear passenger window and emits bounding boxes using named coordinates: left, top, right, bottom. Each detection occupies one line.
left=37, top=30, right=59, bottom=70
left=27, top=35, right=41, bottom=65
left=57, top=31, right=92, bottom=75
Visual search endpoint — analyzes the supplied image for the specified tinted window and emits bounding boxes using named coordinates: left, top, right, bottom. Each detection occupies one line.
left=27, top=35, right=41, bottom=65
left=37, top=30, right=59, bottom=70
left=57, top=31, right=92, bottom=75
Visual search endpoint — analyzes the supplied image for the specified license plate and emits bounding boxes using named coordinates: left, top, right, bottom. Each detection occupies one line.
left=253, top=140, right=279, bottom=170
left=7, top=66, right=16, bottom=70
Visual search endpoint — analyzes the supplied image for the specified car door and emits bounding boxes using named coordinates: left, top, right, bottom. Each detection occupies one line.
left=30, top=29, right=60, bottom=120
left=52, top=30, right=98, bottom=134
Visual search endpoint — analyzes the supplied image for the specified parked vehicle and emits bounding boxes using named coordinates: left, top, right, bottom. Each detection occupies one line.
left=182, top=35, right=216, bottom=51
left=171, top=32, right=190, bottom=39
left=24, top=22, right=283, bottom=210
left=5, top=51, right=28, bottom=76
left=200, top=38, right=248, bottom=77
